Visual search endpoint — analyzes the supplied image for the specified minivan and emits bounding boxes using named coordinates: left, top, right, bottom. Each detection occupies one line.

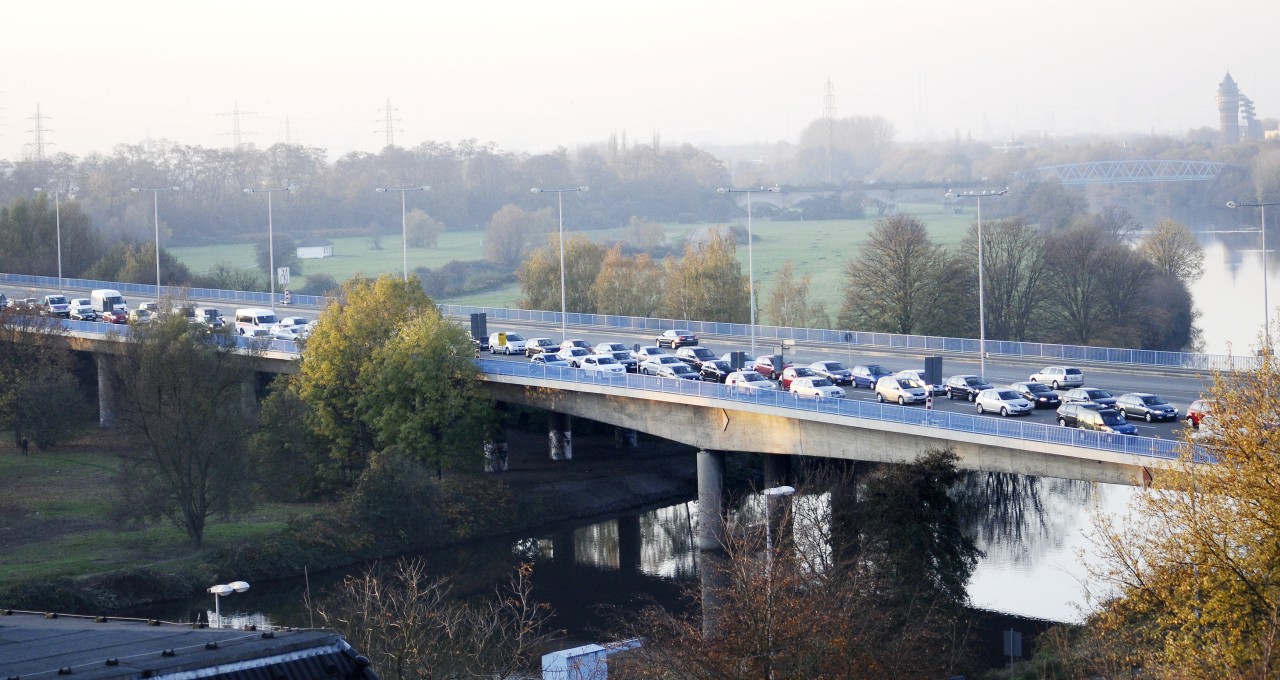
left=234, top=307, right=279, bottom=335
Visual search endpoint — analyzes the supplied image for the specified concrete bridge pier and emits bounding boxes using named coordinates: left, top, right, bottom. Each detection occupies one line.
left=613, top=427, right=638, bottom=449
left=696, top=449, right=726, bottom=551
left=548, top=412, right=573, bottom=461
left=618, top=514, right=641, bottom=574
left=95, top=353, right=116, bottom=428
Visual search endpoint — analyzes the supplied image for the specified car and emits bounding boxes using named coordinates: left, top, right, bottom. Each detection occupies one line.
left=1055, top=402, right=1106, bottom=428
left=579, top=354, right=627, bottom=375
left=752, top=354, right=792, bottom=380
left=235, top=307, right=279, bottom=336
left=1187, top=399, right=1216, bottom=429
left=778, top=366, right=818, bottom=390
left=851, top=364, right=892, bottom=389
left=1074, top=407, right=1138, bottom=435
left=594, top=342, right=630, bottom=355
left=945, top=375, right=993, bottom=402
left=656, top=362, right=700, bottom=380
left=556, top=346, right=591, bottom=367
left=700, top=359, right=733, bottom=383
left=896, top=369, right=944, bottom=395
left=975, top=388, right=1034, bottom=417
left=99, top=308, right=127, bottom=324
left=1008, top=381, right=1061, bottom=408
left=725, top=370, right=777, bottom=391
left=641, top=355, right=686, bottom=376
left=240, top=327, right=273, bottom=339
left=809, top=361, right=853, bottom=386
left=525, top=337, right=559, bottom=357
left=560, top=338, right=591, bottom=350
left=277, top=316, right=310, bottom=328
left=68, top=298, right=98, bottom=321
left=675, top=346, right=717, bottom=369
left=609, top=351, right=639, bottom=372
left=1061, top=388, right=1117, bottom=408
left=1114, top=392, right=1180, bottom=422
left=632, top=346, right=673, bottom=363
left=128, top=308, right=155, bottom=324
left=137, top=301, right=161, bottom=316
left=195, top=307, right=224, bottom=329
left=488, top=332, right=528, bottom=355
left=1029, top=366, right=1085, bottom=390
left=875, top=375, right=928, bottom=405
left=790, top=376, right=845, bottom=399
left=530, top=353, right=570, bottom=368
left=656, top=329, right=698, bottom=349
left=41, top=294, right=71, bottom=318
left=272, top=326, right=302, bottom=341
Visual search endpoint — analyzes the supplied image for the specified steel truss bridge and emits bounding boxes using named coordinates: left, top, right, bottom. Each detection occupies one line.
left=1014, top=160, right=1227, bottom=185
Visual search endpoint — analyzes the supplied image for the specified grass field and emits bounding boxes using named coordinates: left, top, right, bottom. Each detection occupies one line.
left=170, top=203, right=972, bottom=315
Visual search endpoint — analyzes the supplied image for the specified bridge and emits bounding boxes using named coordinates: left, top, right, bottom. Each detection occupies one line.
left=1013, top=160, right=1227, bottom=185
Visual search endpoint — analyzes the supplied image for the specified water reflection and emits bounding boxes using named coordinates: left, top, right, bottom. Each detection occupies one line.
left=1196, top=230, right=1273, bottom=353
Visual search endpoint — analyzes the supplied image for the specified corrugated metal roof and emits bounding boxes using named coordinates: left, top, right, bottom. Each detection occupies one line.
left=0, top=611, right=377, bottom=680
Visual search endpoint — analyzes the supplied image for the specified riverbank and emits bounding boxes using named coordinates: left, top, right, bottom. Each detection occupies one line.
left=0, top=427, right=700, bottom=613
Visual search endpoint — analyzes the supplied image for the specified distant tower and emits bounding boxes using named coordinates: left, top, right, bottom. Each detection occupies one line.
left=823, top=79, right=836, bottom=183
left=219, top=102, right=255, bottom=148
left=1241, top=94, right=1264, bottom=140
left=26, top=104, right=52, bottom=161
left=377, top=98, right=401, bottom=148
left=1218, top=73, right=1241, bottom=144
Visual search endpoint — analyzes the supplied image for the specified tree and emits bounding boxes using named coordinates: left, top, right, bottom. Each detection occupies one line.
left=0, top=308, right=73, bottom=437
left=836, top=214, right=961, bottom=335
left=958, top=217, right=1048, bottom=342
left=11, top=369, right=89, bottom=450
left=405, top=208, right=445, bottom=248
left=1081, top=353, right=1280, bottom=676
left=1040, top=224, right=1128, bottom=345
left=255, top=233, right=302, bottom=279
left=765, top=259, right=828, bottom=328
left=1140, top=218, right=1205, bottom=283
left=317, top=558, right=559, bottom=680
left=356, top=311, right=493, bottom=477
left=294, top=275, right=437, bottom=488
left=590, top=246, right=666, bottom=317
left=484, top=204, right=553, bottom=268
left=107, top=317, right=258, bottom=544
left=516, top=235, right=606, bottom=314
left=662, top=229, right=750, bottom=323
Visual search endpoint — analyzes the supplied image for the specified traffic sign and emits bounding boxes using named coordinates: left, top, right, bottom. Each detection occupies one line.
left=277, top=267, right=290, bottom=285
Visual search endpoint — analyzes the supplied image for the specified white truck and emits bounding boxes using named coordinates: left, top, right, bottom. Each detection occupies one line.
left=90, top=289, right=128, bottom=316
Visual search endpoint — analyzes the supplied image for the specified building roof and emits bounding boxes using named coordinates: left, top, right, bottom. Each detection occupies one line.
left=296, top=238, right=333, bottom=247
left=0, top=611, right=377, bottom=680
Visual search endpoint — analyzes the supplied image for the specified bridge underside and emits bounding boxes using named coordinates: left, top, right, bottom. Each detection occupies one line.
left=483, top=382, right=1156, bottom=487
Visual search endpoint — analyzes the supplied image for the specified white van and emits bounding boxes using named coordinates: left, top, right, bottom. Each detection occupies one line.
left=234, top=307, right=279, bottom=335
left=90, top=289, right=128, bottom=315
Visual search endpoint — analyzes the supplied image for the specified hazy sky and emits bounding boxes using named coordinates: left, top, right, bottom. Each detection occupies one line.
left=4, top=0, right=1276, bottom=162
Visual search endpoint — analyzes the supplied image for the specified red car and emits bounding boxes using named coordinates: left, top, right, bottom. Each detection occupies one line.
left=1186, top=399, right=1216, bottom=429
left=99, top=309, right=128, bottom=324
left=752, top=354, right=792, bottom=380
left=778, top=365, right=818, bottom=390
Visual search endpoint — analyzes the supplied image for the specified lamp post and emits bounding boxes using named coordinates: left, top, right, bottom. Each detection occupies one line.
left=207, top=580, right=249, bottom=628
left=243, top=186, right=293, bottom=313
left=131, top=186, right=180, bottom=296
left=375, top=185, right=430, bottom=282
left=530, top=186, right=589, bottom=339
left=33, top=187, right=63, bottom=292
left=717, top=186, right=781, bottom=356
left=761, top=485, right=795, bottom=680
left=1227, top=199, right=1278, bottom=351
left=946, top=188, right=1010, bottom=379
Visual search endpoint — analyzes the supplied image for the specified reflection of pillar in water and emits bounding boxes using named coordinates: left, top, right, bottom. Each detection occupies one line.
left=548, top=412, right=573, bottom=460
left=699, top=548, right=729, bottom=639
left=613, top=426, right=638, bottom=449
left=96, top=354, right=116, bottom=428
left=762, top=453, right=791, bottom=489
left=829, top=460, right=864, bottom=566
left=617, top=514, right=641, bottom=574
left=697, top=450, right=726, bottom=551
left=551, top=530, right=576, bottom=564
left=484, top=440, right=508, bottom=472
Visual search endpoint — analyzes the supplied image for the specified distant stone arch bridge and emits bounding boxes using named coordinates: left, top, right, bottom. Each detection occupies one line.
left=1014, top=160, right=1227, bottom=185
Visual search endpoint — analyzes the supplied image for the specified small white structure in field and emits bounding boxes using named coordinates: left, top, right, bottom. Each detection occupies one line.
left=296, top=238, right=333, bottom=259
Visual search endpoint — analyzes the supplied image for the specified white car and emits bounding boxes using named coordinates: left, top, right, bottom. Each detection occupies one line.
left=579, top=354, right=626, bottom=375
left=975, top=388, right=1034, bottom=417
left=272, top=326, right=302, bottom=341
left=277, top=316, right=310, bottom=328
left=725, top=370, right=777, bottom=391
left=488, top=332, right=528, bottom=355
left=789, top=377, right=846, bottom=399
left=137, top=301, right=161, bottom=315
left=640, top=355, right=685, bottom=376
left=556, top=346, right=591, bottom=367
left=875, top=375, right=927, bottom=405
left=594, top=342, right=630, bottom=354
left=1029, top=366, right=1084, bottom=390
left=530, top=353, right=570, bottom=368
left=68, top=298, right=97, bottom=321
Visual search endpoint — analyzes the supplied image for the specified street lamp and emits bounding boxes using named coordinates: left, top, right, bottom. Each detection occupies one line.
left=131, top=186, right=180, bottom=296
left=717, top=186, right=781, bottom=356
left=243, top=185, right=294, bottom=313
left=946, top=188, right=1010, bottom=379
left=1227, top=199, right=1278, bottom=351
left=530, top=186, right=589, bottom=339
left=375, top=185, right=430, bottom=282
left=761, top=485, right=795, bottom=680
left=33, top=187, right=63, bottom=292
left=207, top=580, right=249, bottom=628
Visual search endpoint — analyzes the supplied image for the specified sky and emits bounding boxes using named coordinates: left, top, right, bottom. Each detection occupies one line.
left=3, top=0, right=1277, bottom=162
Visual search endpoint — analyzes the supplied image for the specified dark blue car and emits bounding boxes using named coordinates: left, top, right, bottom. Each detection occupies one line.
left=851, top=364, right=892, bottom=389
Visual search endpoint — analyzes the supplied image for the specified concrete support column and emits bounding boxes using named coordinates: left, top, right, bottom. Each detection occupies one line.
left=696, top=449, right=726, bottom=551
left=548, top=412, right=573, bottom=461
left=96, top=354, right=116, bottom=428
left=617, top=514, right=641, bottom=574
left=613, top=426, right=638, bottom=449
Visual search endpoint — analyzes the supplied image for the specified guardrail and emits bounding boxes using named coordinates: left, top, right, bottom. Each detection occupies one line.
left=477, top=359, right=1200, bottom=463
left=3, top=271, right=1252, bottom=373
left=56, top=318, right=301, bottom=354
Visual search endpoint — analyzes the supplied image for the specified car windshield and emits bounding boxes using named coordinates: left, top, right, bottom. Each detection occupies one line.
left=1143, top=396, right=1167, bottom=405
left=965, top=377, right=985, bottom=386
left=997, top=390, right=1020, bottom=400
left=896, top=379, right=914, bottom=389
left=812, top=378, right=833, bottom=387
left=596, top=357, right=618, bottom=364
left=795, top=368, right=814, bottom=376
left=1066, top=368, right=1082, bottom=375
left=1087, top=390, right=1112, bottom=398
left=672, top=364, right=694, bottom=373
left=48, top=296, right=67, bottom=304
left=868, top=365, right=886, bottom=374
left=1101, top=413, right=1127, bottom=425
left=505, top=333, right=525, bottom=342
left=612, top=352, right=632, bottom=360
left=742, top=373, right=765, bottom=382
left=824, top=362, right=847, bottom=371
left=1026, top=383, right=1052, bottom=394
left=673, top=330, right=691, bottom=335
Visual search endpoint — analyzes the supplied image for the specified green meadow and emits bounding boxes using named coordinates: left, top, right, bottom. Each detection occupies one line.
left=170, top=203, right=973, bottom=315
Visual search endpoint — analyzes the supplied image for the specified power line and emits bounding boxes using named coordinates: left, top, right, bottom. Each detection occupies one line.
left=218, top=101, right=256, bottom=148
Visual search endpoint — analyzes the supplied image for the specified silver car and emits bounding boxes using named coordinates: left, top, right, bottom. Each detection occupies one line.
left=875, top=376, right=927, bottom=405
left=975, top=389, right=1034, bottom=417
